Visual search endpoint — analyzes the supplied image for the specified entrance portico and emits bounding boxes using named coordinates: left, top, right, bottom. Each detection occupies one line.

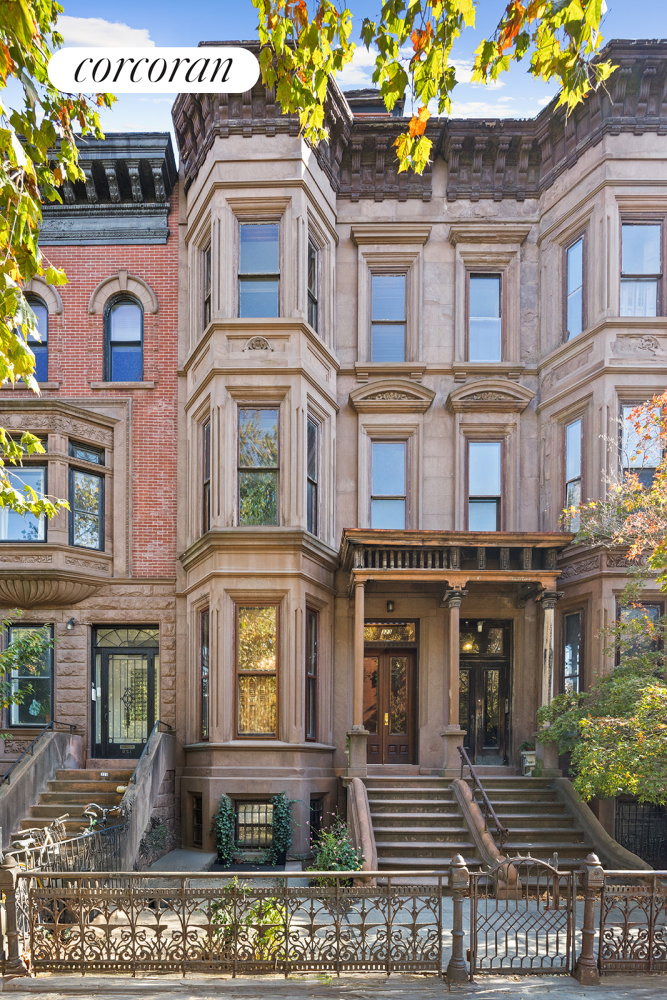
left=340, top=529, right=573, bottom=777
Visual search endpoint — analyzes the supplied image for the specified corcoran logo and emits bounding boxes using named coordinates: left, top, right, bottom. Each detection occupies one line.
left=48, top=46, right=260, bottom=94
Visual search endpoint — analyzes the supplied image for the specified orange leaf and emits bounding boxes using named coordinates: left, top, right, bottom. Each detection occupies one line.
left=411, top=23, right=433, bottom=54
left=498, top=1, right=526, bottom=55
left=408, top=106, right=430, bottom=138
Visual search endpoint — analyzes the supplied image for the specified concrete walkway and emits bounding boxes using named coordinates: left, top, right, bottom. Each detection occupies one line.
left=2, top=972, right=666, bottom=999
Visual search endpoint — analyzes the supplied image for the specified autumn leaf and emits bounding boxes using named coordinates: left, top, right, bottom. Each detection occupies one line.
left=408, top=106, right=430, bottom=138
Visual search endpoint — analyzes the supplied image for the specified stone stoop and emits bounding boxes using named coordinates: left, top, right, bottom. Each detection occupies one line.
left=363, top=775, right=483, bottom=874
left=465, top=775, right=594, bottom=871
left=15, top=767, right=133, bottom=839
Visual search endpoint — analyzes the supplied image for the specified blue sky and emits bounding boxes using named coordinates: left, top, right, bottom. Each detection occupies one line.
left=55, top=0, right=666, bottom=147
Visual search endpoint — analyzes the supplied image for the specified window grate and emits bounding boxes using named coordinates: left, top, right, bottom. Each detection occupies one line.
left=236, top=802, right=273, bottom=848
left=616, top=799, right=667, bottom=869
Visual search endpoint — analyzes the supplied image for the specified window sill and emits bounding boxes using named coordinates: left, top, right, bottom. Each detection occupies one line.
left=3, top=381, right=61, bottom=390
left=89, top=381, right=155, bottom=389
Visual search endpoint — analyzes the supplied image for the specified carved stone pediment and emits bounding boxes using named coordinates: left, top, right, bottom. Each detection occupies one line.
left=446, top=379, right=534, bottom=414
left=349, top=379, right=436, bottom=414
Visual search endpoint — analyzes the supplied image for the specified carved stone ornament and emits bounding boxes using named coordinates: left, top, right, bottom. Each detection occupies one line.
left=611, top=335, right=663, bottom=356
left=447, top=379, right=535, bottom=414
left=3, top=740, right=31, bottom=755
left=244, top=337, right=272, bottom=351
left=558, top=555, right=601, bottom=581
left=349, top=379, right=436, bottom=413
left=0, top=576, right=102, bottom=608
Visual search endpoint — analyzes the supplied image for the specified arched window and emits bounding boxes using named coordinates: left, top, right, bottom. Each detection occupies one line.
left=25, top=295, right=48, bottom=383
left=105, top=296, right=143, bottom=382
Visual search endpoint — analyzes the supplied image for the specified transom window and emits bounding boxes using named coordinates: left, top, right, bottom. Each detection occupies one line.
left=622, top=403, right=662, bottom=488
left=307, top=238, right=319, bottom=332
left=371, top=440, right=406, bottom=529
left=69, top=440, right=104, bottom=465
left=238, top=407, right=279, bottom=525
left=94, top=627, right=159, bottom=647
left=6, top=624, right=53, bottom=726
left=371, top=274, right=406, bottom=362
left=468, top=441, right=501, bottom=531
left=468, top=274, right=501, bottom=362
left=565, top=419, right=582, bottom=530
left=239, top=223, right=280, bottom=318
left=621, top=224, right=662, bottom=317
left=236, top=605, right=278, bottom=738
left=25, top=296, right=48, bottom=383
left=106, top=296, right=143, bottom=382
left=0, top=466, right=46, bottom=542
left=566, top=238, right=584, bottom=339
left=563, top=611, right=582, bottom=693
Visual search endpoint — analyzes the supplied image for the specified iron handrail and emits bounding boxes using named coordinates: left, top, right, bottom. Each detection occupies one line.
left=1, top=719, right=77, bottom=786
left=129, top=718, right=172, bottom=784
left=457, top=745, right=509, bottom=852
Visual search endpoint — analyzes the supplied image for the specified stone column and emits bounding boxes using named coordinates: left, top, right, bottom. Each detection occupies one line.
left=534, top=591, right=562, bottom=777
left=440, top=588, right=467, bottom=778
left=347, top=579, right=368, bottom=777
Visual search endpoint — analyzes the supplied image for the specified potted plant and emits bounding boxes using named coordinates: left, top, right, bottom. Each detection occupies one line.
left=518, top=740, right=536, bottom=776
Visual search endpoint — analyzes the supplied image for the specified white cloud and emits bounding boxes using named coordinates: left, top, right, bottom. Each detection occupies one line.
left=336, top=46, right=378, bottom=89
left=57, top=16, right=155, bottom=48
left=449, top=96, right=516, bottom=118
left=538, top=95, right=554, bottom=107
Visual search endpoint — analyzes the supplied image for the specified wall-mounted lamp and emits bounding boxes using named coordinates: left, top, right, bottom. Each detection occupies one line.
left=477, top=620, right=483, bottom=632
left=66, top=618, right=76, bottom=630
left=386, top=601, right=395, bottom=613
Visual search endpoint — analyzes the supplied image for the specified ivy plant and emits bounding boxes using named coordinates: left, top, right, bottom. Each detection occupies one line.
left=263, top=791, right=295, bottom=865
left=211, top=794, right=237, bottom=867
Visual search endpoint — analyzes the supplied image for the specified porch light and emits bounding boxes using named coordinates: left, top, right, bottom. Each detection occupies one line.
left=477, top=621, right=483, bottom=632
left=386, top=601, right=395, bottom=612
left=66, top=618, right=76, bottom=630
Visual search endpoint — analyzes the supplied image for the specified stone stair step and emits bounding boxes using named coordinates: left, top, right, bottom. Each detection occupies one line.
left=377, top=856, right=481, bottom=870
left=38, top=791, right=123, bottom=805
left=55, top=769, right=133, bottom=781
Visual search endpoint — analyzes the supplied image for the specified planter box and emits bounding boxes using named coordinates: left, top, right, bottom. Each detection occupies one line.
left=520, top=750, right=536, bottom=776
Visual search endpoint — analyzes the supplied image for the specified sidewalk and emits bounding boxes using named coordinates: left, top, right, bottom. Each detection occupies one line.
left=3, top=972, right=666, bottom=999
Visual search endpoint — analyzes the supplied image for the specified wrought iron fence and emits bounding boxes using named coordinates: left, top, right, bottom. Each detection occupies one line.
left=469, top=856, right=576, bottom=977
left=18, top=870, right=446, bottom=976
left=599, top=870, right=667, bottom=973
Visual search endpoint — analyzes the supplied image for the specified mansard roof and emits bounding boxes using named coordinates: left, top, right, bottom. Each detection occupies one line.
left=173, top=38, right=667, bottom=202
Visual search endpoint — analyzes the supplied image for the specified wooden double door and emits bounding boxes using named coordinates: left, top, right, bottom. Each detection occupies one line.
left=363, top=649, right=416, bottom=764
left=459, top=619, right=511, bottom=766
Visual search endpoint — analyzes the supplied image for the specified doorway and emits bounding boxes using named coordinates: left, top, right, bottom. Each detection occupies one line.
left=459, top=619, right=511, bottom=765
left=363, top=649, right=416, bottom=764
left=92, top=627, right=159, bottom=759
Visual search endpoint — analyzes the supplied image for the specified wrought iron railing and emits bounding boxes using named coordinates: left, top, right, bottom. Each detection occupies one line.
left=599, top=869, right=667, bottom=973
left=6, top=823, right=125, bottom=874
left=1, top=719, right=77, bottom=785
left=457, top=745, right=509, bottom=851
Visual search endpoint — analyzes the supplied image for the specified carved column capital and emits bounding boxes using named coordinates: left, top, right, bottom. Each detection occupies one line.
left=443, top=588, right=468, bottom=609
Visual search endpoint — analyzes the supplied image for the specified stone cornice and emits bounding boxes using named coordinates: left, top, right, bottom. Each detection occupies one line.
left=179, top=526, right=340, bottom=575
left=351, top=224, right=432, bottom=246
left=448, top=224, right=532, bottom=246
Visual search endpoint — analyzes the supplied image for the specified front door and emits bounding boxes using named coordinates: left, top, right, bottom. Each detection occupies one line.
left=459, top=619, right=511, bottom=765
left=93, top=648, right=156, bottom=759
left=363, top=649, right=416, bottom=764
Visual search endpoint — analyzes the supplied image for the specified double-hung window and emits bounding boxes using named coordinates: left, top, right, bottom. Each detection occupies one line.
left=565, top=419, right=582, bottom=530
left=202, top=418, right=211, bottom=533
left=239, top=223, right=280, bottom=317
left=622, top=403, right=662, bottom=488
left=203, top=244, right=212, bottom=329
left=621, top=224, right=661, bottom=317
left=371, top=274, right=406, bottom=362
left=305, top=609, right=318, bottom=740
left=200, top=609, right=209, bottom=742
left=563, top=611, right=582, bottom=693
left=69, top=466, right=104, bottom=551
left=25, top=296, right=48, bottom=383
left=106, top=297, right=143, bottom=381
left=0, top=465, right=46, bottom=541
left=6, top=623, right=53, bottom=726
left=467, top=442, right=501, bottom=531
left=306, top=416, right=319, bottom=536
left=236, top=604, right=278, bottom=737
left=238, top=407, right=279, bottom=525
left=307, top=239, right=319, bottom=332
left=566, top=238, right=584, bottom=339
left=371, top=441, right=406, bottom=529
left=468, top=274, right=501, bottom=361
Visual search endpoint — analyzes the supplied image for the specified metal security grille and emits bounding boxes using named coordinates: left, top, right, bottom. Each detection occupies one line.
left=236, top=802, right=273, bottom=848
left=616, top=800, right=667, bottom=870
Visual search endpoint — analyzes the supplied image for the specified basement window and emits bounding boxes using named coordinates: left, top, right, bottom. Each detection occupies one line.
left=192, top=794, right=203, bottom=848
left=236, top=801, right=273, bottom=848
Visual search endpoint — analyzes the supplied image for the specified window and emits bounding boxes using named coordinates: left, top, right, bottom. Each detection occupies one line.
left=371, top=441, right=406, bottom=529
left=0, top=466, right=46, bottom=541
left=69, top=440, right=104, bottom=465
left=203, top=244, right=212, bottom=329
left=238, top=407, right=279, bottom=526
left=371, top=274, right=405, bottom=362
left=307, top=238, right=319, bottom=332
left=468, top=442, right=501, bottom=531
left=617, top=602, right=663, bottom=661
left=69, top=467, right=103, bottom=549
left=236, top=801, right=274, bottom=847
left=306, top=416, right=319, bottom=536
left=468, top=274, right=501, bottom=362
left=621, top=224, right=661, bottom=317
left=622, top=403, right=662, bottom=488
left=6, top=624, right=53, bottom=726
left=305, top=609, right=318, bottom=740
left=25, top=296, right=48, bottom=383
left=236, top=605, right=278, bottom=737
left=565, top=419, right=582, bottom=530
left=310, top=796, right=324, bottom=842
left=192, top=794, right=203, bottom=848
left=200, top=609, right=209, bottom=742
left=239, top=223, right=279, bottom=317
left=563, top=611, right=582, bottom=693
left=106, top=297, right=143, bottom=381
left=202, top=418, right=211, bottom=533
left=566, top=238, right=584, bottom=339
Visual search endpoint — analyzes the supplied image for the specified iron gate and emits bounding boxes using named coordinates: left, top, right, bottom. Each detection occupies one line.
left=470, top=856, right=576, bottom=976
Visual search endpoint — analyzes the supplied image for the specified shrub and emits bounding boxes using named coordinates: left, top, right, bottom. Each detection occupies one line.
left=205, top=877, right=292, bottom=961
left=309, top=816, right=363, bottom=886
left=262, top=791, right=295, bottom=865
left=211, top=795, right=236, bottom=866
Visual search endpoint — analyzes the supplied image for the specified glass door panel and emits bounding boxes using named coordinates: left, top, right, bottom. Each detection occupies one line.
left=93, top=649, right=155, bottom=758
left=364, top=650, right=415, bottom=764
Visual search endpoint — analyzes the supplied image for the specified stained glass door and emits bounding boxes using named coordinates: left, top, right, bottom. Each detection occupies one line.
left=459, top=619, right=511, bottom=766
left=364, top=650, right=416, bottom=764
left=92, top=627, right=158, bottom=758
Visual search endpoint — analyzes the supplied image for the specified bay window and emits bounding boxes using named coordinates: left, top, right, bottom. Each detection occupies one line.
left=69, top=468, right=104, bottom=549
left=307, top=238, right=319, bottom=332
left=563, top=611, right=582, bottom=693
left=0, top=466, right=46, bottom=541
left=236, top=604, right=278, bottom=738
left=622, top=403, right=662, bottom=488
left=621, top=224, right=661, bottom=317
left=306, top=416, right=319, bottom=536
left=238, top=407, right=279, bottom=526
left=565, top=238, right=584, bottom=339
left=239, top=223, right=280, bottom=318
